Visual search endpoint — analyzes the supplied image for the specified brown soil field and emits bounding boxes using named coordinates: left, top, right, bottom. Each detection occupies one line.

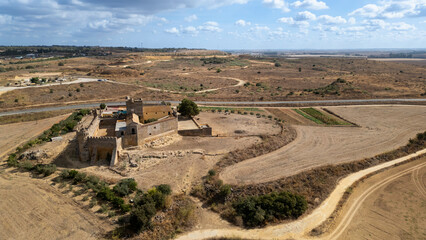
left=0, top=169, right=111, bottom=240
left=265, top=108, right=315, bottom=125
left=322, top=157, right=426, bottom=240
left=221, top=105, right=426, bottom=185
left=1, top=53, right=425, bottom=110
left=196, top=112, right=281, bottom=136
left=0, top=114, right=69, bottom=159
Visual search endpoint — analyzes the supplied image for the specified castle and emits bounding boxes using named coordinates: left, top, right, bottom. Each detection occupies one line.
left=77, top=97, right=178, bottom=166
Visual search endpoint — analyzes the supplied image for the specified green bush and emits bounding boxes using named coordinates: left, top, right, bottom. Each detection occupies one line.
left=33, top=164, right=57, bottom=177
left=129, top=203, right=157, bottom=233
left=156, top=184, right=172, bottom=195
left=7, top=154, right=18, bottom=167
left=113, top=178, right=138, bottom=196
left=233, top=191, right=307, bottom=227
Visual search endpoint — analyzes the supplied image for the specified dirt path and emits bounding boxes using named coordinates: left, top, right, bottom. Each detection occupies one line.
left=0, top=114, right=70, bottom=159
left=145, top=76, right=246, bottom=94
left=175, top=148, right=426, bottom=240
left=0, top=169, right=112, bottom=240
left=221, top=105, right=426, bottom=185
left=321, top=158, right=426, bottom=240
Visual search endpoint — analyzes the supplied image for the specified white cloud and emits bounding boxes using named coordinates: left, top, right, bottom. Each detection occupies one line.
left=0, top=14, right=12, bottom=25
left=389, top=22, right=416, bottom=31
left=291, top=0, right=328, bottom=10
left=184, top=14, right=197, bottom=22
left=350, top=1, right=426, bottom=19
left=348, top=17, right=356, bottom=25
left=294, top=11, right=316, bottom=21
left=317, top=15, right=347, bottom=25
left=278, top=17, right=294, bottom=24
left=204, top=21, right=219, bottom=26
left=182, top=26, right=198, bottom=34
left=165, top=27, right=179, bottom=34
left=250, top=25, right=270, bottom=31
left=362, top=19, right=388, bottom=30
left=263, top=0, right=290, bottom=12
left=278, top=17, right=310, bottom=28
left=198, top=21, right=222, bottom=32
left=346, top=26, right=365, bottom=32
left=235, top=19, right=251, bottom=26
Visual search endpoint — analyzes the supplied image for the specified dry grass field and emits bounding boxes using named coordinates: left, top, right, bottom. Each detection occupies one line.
left=0, top=169, right=112, bottom=240
left=0, top=114, right=69, bottom=159
left=221, top=105, right=426, bottom=185
left=323, top=157, right=426, bottom=240
left=1, top=52, right=425, bottom=110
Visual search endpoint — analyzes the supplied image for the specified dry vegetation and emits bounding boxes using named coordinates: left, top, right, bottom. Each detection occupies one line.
left=1, top=51, right=425, bottom=110
left=192, top=130, right=426, bottom=228
left=221, top=106, right=426, bottom=185
left=0, top=109, right=73, bottom=125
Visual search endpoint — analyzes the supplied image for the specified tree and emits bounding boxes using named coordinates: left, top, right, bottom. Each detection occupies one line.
left=100, top=103, right=106, bottom=109
left=177, top=99, right=199, bottom=117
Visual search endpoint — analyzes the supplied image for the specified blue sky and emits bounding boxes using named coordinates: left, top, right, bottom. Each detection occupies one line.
left=0, top=0, right=425, bottom=49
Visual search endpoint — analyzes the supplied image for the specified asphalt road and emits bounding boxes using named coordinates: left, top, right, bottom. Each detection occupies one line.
left=1, top=98, right=426, bottom=117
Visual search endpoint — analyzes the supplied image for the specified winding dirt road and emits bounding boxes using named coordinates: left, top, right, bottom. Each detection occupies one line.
left=176, top=149, right=426, bottom=240
left=145, top=76, right=246, bottom=94
left=221, top=105, right=426, bottom=185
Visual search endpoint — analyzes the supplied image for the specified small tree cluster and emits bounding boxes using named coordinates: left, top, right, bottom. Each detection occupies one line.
left=232, top=191, right=307, bottom=227
left=126, top=185, right=172, bottom=234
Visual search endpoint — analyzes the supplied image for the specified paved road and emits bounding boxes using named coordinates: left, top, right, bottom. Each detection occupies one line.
left=0, top=98, right=426, bottom=117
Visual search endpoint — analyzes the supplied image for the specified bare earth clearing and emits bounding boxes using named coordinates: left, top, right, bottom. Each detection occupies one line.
left=0, top=169, right=111, bottom=240
left=74, top=112, right=280, bottom=193
left=221, top=105, right=426, bottom=185
left=0, top=114, right=69, bottom=159
left=322, top=157, right=426, bottom=240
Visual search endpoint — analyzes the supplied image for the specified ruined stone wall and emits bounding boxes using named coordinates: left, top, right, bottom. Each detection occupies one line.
left=137, top=117, right=178, bottom=145
left=77, top=114, right=100, bottom=161
left=178, top=127, right=212, bottom=136
left=87, top=136, right=121, bottom=165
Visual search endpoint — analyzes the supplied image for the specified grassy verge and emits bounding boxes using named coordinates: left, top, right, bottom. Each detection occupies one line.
left=192, top=131, right=426, bottom=228
left=300, top=108, right=350, bottom=125
left=0, top=109, right=74, bottom=125
left=200, top=106, right=263, bottom=113
left=293, top=109, right=323, bottom=124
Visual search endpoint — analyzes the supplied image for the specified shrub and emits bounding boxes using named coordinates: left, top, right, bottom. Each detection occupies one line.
left=100, top=103, right=106, bottom=109
left=113, top=178, right=137, bottom=196
left=58, top=62, right=64, bottom=66
left=274, top=62, right=281, bottom=67
left=208, top=169, right=216, bottom=176
left=20, top=161, right=34, bottom=171
left=232, top=191, right=307, bottom=227
left=129, top=203, right=156, bottom=233
left=33, top=164, right=57, bottom=177
left=73, top=172, right=87, bottom=184
left=7, top=154, right=18, bottom=167
left=156, top=184, right=172, bottom=195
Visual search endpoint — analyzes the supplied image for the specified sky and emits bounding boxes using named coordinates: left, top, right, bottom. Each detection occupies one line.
left=0, top=0, right=425, bottom=49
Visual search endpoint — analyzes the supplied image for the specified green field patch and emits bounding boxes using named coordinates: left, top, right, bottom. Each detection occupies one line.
left=294, top=108, right=351, bottom=125
left=293, top=109, right=323, bottom=124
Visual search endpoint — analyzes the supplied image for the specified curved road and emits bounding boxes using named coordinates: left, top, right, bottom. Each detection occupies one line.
left=175, top=148, right=426, bottom=240
left=1, top=98, right=426, bottom=117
